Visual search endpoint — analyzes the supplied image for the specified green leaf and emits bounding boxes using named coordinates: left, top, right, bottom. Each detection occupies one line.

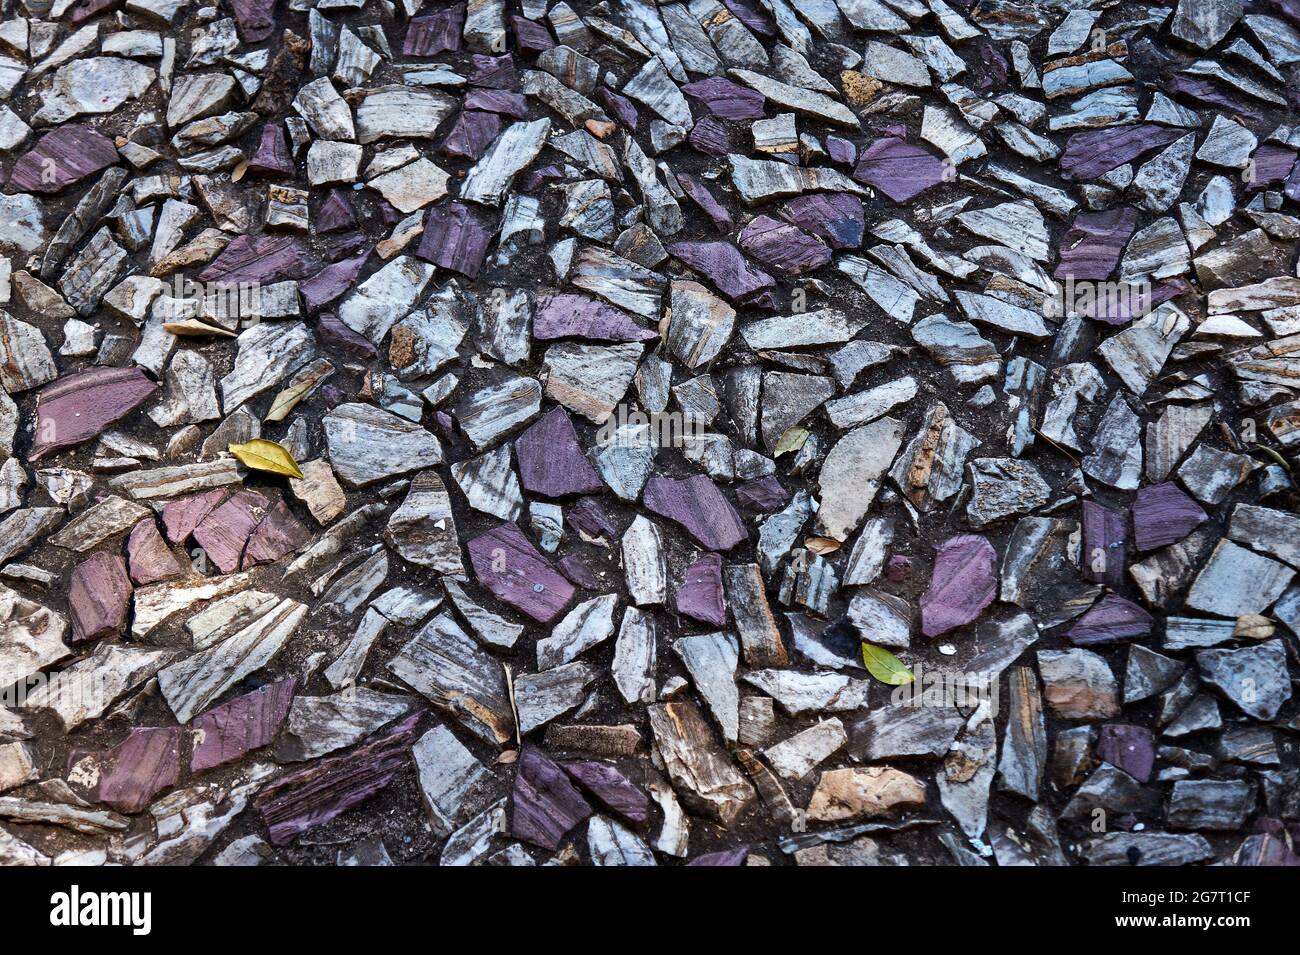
left=861, top=643, right=914, bottom=686
left=228, top=439, right=305, bottom=480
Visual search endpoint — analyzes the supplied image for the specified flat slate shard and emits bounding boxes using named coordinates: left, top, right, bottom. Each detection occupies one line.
left=0, top=313, right=57, bottom=394
left=387, top=614, right=514, bottom=746
left=853, top=137, right=949, bottom=203
left=1132, top=483, right=1207, bottom=552
left=1196, top=641, right=1291, bottom=720
left=1067, top=595, right=1153, bottom=647
left=5, top=124, right=119, bottom=194
left=158, top=598, right=305, bottom=724
left=920, top=535, right=997, bottom=638
left=71, top=726, right=182, bottom=814
left=324, top=403, right=442, bottom=487
left=965, top=458, right=1051, bottom=527
left=816, top=417, right=905, bottom=542
left=644, top=475, right=747, bottom=551
left=254, top=713, right=422, bottom=846
left=1186, top=540, right=1294, bottom=618
left=0, top=583, right=70, bottom=689
left=510, top=747, right=593, bottom=850
left=385, top=471, right=464, bottom=574
left=516, top=407, right=604, bottom=497
left=190, top=679, right=296, bottom=772
left=543, top=342, right=644, bottom=423
left=649, top=700, right=755, bottom=827
left=68, top=553, right=132, bottom=643
left=515, top=661, right=597, bottom=734
left=412, top=724, right=499, bottom=837
left=467, top=522, right=576, bottom=623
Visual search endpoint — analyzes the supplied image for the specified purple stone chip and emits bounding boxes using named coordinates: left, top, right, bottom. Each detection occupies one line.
left=919, top=534, right=996, bottom=638
left=1068, top=594, right=1153, bottom=646
left=515, top=407, right=605, bottom=497
left=675, top=552, right=727, bottom=626
left=192, top=679, right=297, bottom=773
left=468, top=523, right=576, bottom=622
left=1132, top=482, right=1208, bottom=552
left=30, top=367, right=158, bottom=461
left=510, top=747, right=593, bottom=850
left=643, top=475, right=747, bottom=551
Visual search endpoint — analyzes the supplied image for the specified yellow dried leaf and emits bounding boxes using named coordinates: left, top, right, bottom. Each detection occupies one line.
left=228, top=439, right=305, bottom=479
left=163, top=319, right=237, bottom=337
left=805, top=536, right=840, bottom=555
left=775, top=427, right=809, bottom=457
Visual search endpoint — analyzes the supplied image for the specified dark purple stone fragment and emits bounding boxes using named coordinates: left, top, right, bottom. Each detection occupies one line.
left=1068, top=594, right=1153, bottom=646
left=677, top=173, right=735, bottom=233
left=72, top=727, right=182, bottom=813
left=1096, top=724, right=1156, bottom=783
left=826, top=135, right=856, bottom=166
left=1166, top=76, right=1265, bottom=124
left=254, top=712, right=421, bottom=845
left=681, top=77, right=766, bottom=120
left=300, top=252, right=369, bottom=313
left=316, top=190, right=357, bottom=233
left=512, top=16, right=555, bottom=52
left=976, top=37, right=1008, bottom=87
left=246, top=123, right=294, bottom=177
left=191, top=678, right=296, bottom=772
left=1249, top=144, right=1297, bottom=190
left=231, top=0, right=275, bottom=42
left=68, top=552, right=133, bottom=643
left=464, top=88, right=529, bottom=117
left=533, top=293, right=656, bottom=342
left=244, top=498, right=311, bottom=568
left=1055, top=207, right=1139, bottom=281
left=1059, top=125, right=1184, bottom=182
left=467, top=523, right=576, bottom=623
left=199, top=234, right=310, bottom=285
left=416, top=202, right=493, bottom=278
left=441, top=110, right=505, bottom=161
left=919, top=534, right=996, bottom=638
left=780, top=194, right=865, bottom=250
left=1081, top=500, right=1127, bottom=589
left=516, top=407, right=605, bottom=497
left=193, top=488, right=270, bottom=574
left=317, top=313, right=378, bottom=362
left=599, top=87, right=638, bottom=131
left=738, top=215, right=831, bottom=275
left=568, top=496, right=618, bottom=541
left=558, top=554, right=604, bottom=590
left=722, top=0, right=774, bottom=36
left=560, top=760, right=650, bottom=824
left=1132, top=482, right=1207, bottom=551
left=509, top=747, right=593, bottom=850
left=689, top=847, right=750, bottom=865
left=668, top=241, right=775, bottom=304
left=886, top=555, right=913, bottom=583
left=127, top=518, right=184, bottom=586
left=643, top=475, right=747, bottom=551
left=853, top=137, right=949, bottom=203
left=30, top=367, right=158, bottom=461
left=735, top=475, right=789, bottom=511
left=676, top=552, right=727, bottom=626
left=1089, top=278, right=1187, bottom=327
left=162, top=489, right=228, bottom=545
left=403, top=4, right=464, bottom=56
left=687, top=115, right=730, bottom=156
left=469, top=53, right=517, bottom=89
left=5, top=124, right=119, bottom=194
